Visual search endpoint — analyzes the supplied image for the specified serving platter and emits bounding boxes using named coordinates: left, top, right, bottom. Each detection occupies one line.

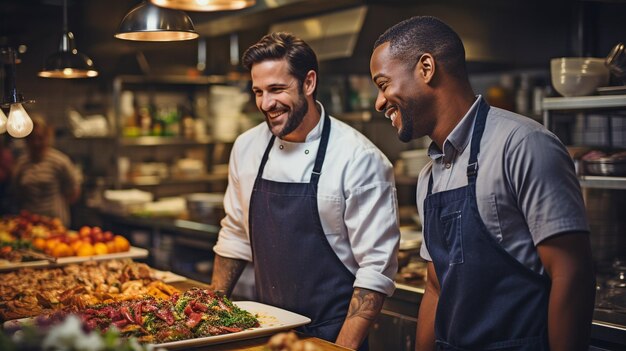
left=156, top=301, right=311, bottom=349
left=4, top=301, right=311, bottom=350
left=0, top=246, right=149, bottom=271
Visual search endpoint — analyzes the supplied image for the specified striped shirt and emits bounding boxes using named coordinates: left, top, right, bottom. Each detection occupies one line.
left=12, top=148, right=82, bottom=226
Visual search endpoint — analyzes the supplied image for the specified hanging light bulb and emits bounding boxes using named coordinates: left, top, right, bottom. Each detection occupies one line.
left=7, top=103, right=33, bottom=138
left=1, top=47, right=34, bottom=138
left=0, top=108, right=7, bottom=134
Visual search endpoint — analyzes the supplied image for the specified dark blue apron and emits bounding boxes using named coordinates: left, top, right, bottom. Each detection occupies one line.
left=249, top=115, right=362, bottom=347
left=424, top=99, right=551, bottom=350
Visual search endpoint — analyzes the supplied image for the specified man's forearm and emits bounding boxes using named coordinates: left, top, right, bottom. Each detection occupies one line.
left=335, top=288, right=385, bottom=350
left=209, top=254, right=248, bottom=297
left=547, top=269, right=596, bottom=351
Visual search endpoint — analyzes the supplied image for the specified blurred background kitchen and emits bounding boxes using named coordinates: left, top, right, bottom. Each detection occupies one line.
left=1, top=0, right=626, bottom=349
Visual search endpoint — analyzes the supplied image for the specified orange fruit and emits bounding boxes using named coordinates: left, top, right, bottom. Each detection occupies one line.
left=70, top=240, right=84, bottom=253
left=32, top=238, right=46, bottom=251
left=113, top=235, right=130, bottom=252
left=76, top=243, right=95, bottom=257
left=45, top=239, right=60, bottom=254
left=93, top=242, right=108, bottom=255
left=52, top=242, right=72, bottom=258
left=79, top=226, right=91, bottom=237
left=106, top=241, right=117, bottom=254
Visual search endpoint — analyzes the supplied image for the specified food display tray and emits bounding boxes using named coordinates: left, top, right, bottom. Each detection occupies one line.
left=156, top=301, right=311, bottom=349
left=0, top=246, right=149, bottom=271
left=4, top=301, right=310, bottom=350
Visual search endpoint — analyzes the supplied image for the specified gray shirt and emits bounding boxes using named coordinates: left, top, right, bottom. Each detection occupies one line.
left=418, top=96, right=589, bottom=273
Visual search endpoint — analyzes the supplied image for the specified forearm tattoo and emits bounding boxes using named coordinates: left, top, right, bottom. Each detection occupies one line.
left=346, top=288, right=384, bottom=321
left=212, top=255, right=246, bottom=296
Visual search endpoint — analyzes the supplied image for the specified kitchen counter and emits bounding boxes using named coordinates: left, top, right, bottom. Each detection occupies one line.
left=390, top=281, right=626, bottom=350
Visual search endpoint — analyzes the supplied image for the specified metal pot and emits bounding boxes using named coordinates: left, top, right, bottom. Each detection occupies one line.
left=185, top=193, right=225, bottom=224
left=584, top=158, right=626, bottom=176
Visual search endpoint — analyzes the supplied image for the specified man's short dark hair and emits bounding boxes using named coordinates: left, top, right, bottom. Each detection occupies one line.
left=374, top=16, right=468, bottom=80
left=242, top=32, right=319, bottom=99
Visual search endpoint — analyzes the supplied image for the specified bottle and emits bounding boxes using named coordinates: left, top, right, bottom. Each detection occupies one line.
left=138, top=107, right=152, bottom=136
left=515, top=73, right=531, bottom=116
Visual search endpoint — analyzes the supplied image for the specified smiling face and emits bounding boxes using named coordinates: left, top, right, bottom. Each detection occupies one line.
left=251, top=59, right=313, bottom=141
left=370, top=42, right=433, bottom=143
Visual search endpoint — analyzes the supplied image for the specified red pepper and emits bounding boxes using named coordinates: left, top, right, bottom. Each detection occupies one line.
left=134, top=301, right=143, bottom=325
left=120, top=306, right=135, bottom=324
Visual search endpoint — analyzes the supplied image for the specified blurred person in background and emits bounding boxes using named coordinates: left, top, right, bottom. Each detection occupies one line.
left=0, top=133, right=14, bottom=215
left=11, top=116, right=82, bottom=226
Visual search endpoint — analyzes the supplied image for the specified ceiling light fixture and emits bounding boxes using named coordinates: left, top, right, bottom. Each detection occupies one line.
left=2, top=47, right=34, bottom=138
left=38, top=0, right=98, bottom=79
left=150, top=0, right=256, bottom=11
left=115, top=1, right=199, bottom=41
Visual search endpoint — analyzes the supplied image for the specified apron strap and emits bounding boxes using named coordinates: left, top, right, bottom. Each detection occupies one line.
left=256, top=134, right=276, bottom=179
left=426, top=98, right=491, bottom=194
left=467, top=98, right=490, bottom=184
left=310, top=114, right=331, bottom=186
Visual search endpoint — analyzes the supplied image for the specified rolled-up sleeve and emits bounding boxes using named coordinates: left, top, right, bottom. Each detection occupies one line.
left=344, top=148, right=400, bottom=297
left=213, top=142, right=253, bottom=262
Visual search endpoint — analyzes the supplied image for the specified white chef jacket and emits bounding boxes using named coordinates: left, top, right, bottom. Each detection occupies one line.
left=214, top=102, right=400, bottom=296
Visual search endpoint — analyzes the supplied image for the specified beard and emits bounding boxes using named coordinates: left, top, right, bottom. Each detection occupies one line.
left=265, top=89, right=309, bottom=139
left=398, top=98, right=421, bottom=143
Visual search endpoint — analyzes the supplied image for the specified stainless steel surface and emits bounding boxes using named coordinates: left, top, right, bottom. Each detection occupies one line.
left=606, top=42, right=626, bottom=80
left=585, top=158, right=626, bottom=176
left=115, top=1, right=198, bottom=41
left=579, top=176, right=626, bottom=190
left=542, top=94, right=626, bottom=110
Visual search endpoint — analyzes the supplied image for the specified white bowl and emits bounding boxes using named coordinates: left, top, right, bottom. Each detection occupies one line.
left=551, top=57, right=609, bottom=97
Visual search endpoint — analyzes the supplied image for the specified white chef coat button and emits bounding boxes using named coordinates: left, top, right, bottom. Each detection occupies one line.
left=445, top=163, right=452, bottom=169
left=305, top=149, right=309, bottom=155
left=279, top=145, right=284, bottom=150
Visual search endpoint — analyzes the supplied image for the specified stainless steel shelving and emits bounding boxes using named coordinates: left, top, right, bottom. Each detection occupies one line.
left=542, top=94, right=626, bottom=190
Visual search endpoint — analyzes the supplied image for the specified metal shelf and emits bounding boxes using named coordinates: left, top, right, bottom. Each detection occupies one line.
left=579, top=175, right=626, bottom=190
left=542, top=94, right=626, bottom=111
left=120, top=173, right=228, bottom=187
left=120, top=136, right=217, bottom=146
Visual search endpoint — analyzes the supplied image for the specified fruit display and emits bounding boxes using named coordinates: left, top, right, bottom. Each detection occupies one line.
left=0, top=211, right=131, bottom=261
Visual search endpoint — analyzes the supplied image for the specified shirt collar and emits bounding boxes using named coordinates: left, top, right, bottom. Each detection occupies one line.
left=427, top=95, right=482, bottom=160
left=304, top=101, right=324, bottom=142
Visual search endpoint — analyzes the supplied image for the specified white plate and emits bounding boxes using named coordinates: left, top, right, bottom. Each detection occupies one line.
left=0, top=246, right=149, bottom=271
left=150, top=269, right=187, bottom=283
left=156, top=301, right=311, bottom=349
left=55, top=246, right=149, bottom=265
left=3, top=301, right=311, bottom=349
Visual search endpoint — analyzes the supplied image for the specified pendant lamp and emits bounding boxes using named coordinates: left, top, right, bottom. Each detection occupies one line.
left=2, top=47, right=34, bottom=138
left=150, top=0, right=255, bottom=11
left=38, top=0, right=98, bottom=79
left=115, top=1, right=199, bottom=41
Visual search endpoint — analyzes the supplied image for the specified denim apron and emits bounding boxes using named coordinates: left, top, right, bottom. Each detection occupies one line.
left=424, top=100, right=551, bottom=350
left=249, top=115, right=362, bottom=347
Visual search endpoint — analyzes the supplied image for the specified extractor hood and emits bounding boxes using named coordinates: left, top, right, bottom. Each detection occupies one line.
left=268, top=6, right=367, bottom=61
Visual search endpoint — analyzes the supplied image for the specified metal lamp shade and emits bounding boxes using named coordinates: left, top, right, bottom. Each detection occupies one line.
left=38, top=32, right=98, bottom=78
left=115, top=1, right=199, bottom=41
left=150, top=0, right=256, bottom=11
